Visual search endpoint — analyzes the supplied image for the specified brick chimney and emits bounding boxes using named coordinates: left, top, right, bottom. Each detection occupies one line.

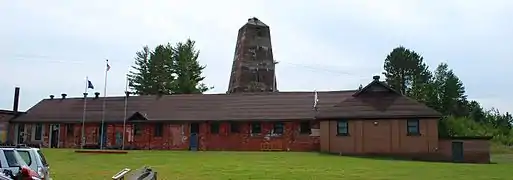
left=61, top=93, right=67, bottom=100
left=94, top=92, right=100, bottom=99
left=49, top=95, right=55, bottom=100
left=13, top=87, right=20, bottom=113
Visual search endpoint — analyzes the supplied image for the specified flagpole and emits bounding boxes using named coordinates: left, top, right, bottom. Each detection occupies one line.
left=100, top=59, right=109, bottom=149
left=81, top=76, right=88, bottom=149
left=122, top=74, right=128, bottom=150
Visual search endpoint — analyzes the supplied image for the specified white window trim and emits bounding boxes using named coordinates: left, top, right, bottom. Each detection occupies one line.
left=31, top=124, right=44, bottom=142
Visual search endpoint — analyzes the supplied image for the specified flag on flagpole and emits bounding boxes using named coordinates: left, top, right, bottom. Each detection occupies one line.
left=100, top=59, right=110, bottom=149
left=87, top=80, right=94, bottom=89
left=81, top=76, right=92, bottom=149
left=106, top=60, right=111, bottom=71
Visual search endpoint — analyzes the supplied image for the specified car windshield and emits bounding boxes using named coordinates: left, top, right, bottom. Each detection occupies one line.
left=4, top=150, right=28, bottom=167
left=36, top=150, right=48, bottom=166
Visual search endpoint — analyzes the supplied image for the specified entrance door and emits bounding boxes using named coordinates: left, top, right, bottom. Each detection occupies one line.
left=50, top=124, right=60, bottom=148
left=115, top=131, right=122, bottom=146
left=189, top=123, right=200, bottom=151
left=17, top=124, right=25, bottom=144
left=98, top=124, right=108, bottom=148
left=451, top=141, right=464, bottom=162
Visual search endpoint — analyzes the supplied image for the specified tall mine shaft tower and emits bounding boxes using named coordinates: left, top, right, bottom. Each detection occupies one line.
left=227, top=17, right=277, bottom=93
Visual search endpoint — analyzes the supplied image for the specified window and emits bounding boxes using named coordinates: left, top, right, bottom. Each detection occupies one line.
left=407, top=119, right=420, bottom=135
left=230, top=122, right=239, bottom=133
left=251, top=122, right=261, bottom=134
left=273, top=122, right=284, bottom=134
left=37, top=150, right=48, bottom=166
left=337, top=120, right=349, bottom=136
left=34, top=123, right=43, bottom=141
left=154, top=123, right=163, bottom=137
left=66, top=124, right=74, bottom=136
left=210, top=122, right=220, bottom=134
left=133, top=124, right=142, bottom=136
left=4, top=150, right=23, bottom=167
left=16, top=150, right=32, bottom=166
left=300, top=121, right=311, bottom=134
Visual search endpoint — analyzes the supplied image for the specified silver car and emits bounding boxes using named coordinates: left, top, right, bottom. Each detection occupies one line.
left=0, top=148, right=29, bottom=175
left=15, top=147, right=50, bottom=180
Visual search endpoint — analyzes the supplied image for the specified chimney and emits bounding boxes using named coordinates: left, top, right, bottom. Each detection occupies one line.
left=125, top=91, right=130, bottom=97
left=94, top=92, right=100, bottom=99
left=61, top=93, right=67, bottom=99
left=83, top=92, right=88, bottom=98
left=13, top=87, right=20, bottom=113
left=373, top=75, right=380, bottom=81
left=49, top=95, right=55, bottom=100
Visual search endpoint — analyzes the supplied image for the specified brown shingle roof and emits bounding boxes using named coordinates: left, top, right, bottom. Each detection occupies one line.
left=12, top=80, right=441, bottom=123
left=11, top=91, right=354, bottom=123
left=315, top=80, right=441, bottom=119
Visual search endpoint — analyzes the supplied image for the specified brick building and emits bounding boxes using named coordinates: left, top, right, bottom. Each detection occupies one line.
left=6, top=17, right=491, bottom=163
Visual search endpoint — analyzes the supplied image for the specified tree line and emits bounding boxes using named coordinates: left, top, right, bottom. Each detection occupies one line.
left=383, top=46, right=513, bottom=145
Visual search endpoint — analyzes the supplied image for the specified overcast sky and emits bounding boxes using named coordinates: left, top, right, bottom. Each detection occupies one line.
left=1, top=0, right=512, bottom=114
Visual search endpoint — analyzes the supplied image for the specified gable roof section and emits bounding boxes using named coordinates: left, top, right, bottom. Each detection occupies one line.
left=316, top=79, right=441, bottom=120
left=0, top=110, right=25, bottom=122
left=11, top=91, right=354, bottom=123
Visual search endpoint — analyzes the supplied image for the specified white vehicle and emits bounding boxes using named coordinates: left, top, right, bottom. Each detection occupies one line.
left=13, top=146, right=50, bottom=180
left=0, top=148, right=28, bottom=175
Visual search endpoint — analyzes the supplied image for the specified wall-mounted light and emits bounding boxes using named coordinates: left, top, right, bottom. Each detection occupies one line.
left=373, top=121, right=378, bottom=125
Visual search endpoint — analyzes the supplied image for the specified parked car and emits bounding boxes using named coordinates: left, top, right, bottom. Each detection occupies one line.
left=14, top=146, right=50, bottom=180
left=0, top=147, right=40, bottom=180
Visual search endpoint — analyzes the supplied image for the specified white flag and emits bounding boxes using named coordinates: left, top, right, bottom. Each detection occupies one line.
left=313, top=90, right=319, bottom=109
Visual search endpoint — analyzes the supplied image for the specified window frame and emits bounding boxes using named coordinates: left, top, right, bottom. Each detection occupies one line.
left=34, top=123, right=43, bottom=141
left=299, top=121, right=311, bottom=134
left=407, top=119, right=420, bottom=136
left=230, top=122, right=239, bottom=133
left=66, top=124, right=74, bottom=136
left=133, top=124, right=142, bottom=136
left=154, top=123, right=163, bottom=137
left=336, top=120, right=349, bottom=136
left=250, top=122, right=261, bottom=134
left=16, top=150, right=32, bottom=166
left=210, top=122, right=220, bottom=134
left=273, top=122, right=284, bottom=135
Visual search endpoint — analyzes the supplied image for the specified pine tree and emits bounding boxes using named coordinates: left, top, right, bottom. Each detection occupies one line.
left=382, top=46, right=432, bottom=103
left=128, top=46, right=152, bottom=95
left=171, top=39, right=212, bottom=94
left=128, top=45, right=175, bottom=95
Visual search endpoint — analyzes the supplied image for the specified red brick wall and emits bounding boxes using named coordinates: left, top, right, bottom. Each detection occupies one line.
left=438, top=139, right=490, bottom=163
left=123, top=121, right=320, bottom=151
left=9, top=121, right=320, bottom=152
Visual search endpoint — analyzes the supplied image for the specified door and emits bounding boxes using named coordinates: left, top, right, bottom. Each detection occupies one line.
left=451, top=141, right=464, bottom=162
left=16, top=124, right=25, bottom=144
left=50, top=125, right=60, bottom=148
left=115, top=131, right=122, bottom=146
left=189, top=123, right=200, bottom=151
left=98, top=124, right=108, bottom=148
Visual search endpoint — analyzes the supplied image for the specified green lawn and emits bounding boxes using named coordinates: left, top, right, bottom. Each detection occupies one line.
left=42, top=149, right=513, bottom=180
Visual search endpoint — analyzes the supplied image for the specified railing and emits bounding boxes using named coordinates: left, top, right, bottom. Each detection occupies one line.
left=112, top=166, right=157, bottom=180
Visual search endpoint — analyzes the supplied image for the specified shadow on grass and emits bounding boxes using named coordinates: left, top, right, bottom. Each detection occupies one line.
left=317, top=151, right=499, bottom=165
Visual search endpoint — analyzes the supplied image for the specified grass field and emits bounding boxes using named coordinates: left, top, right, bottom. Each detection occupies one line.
left=42, top=149, right=513, bottom=180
